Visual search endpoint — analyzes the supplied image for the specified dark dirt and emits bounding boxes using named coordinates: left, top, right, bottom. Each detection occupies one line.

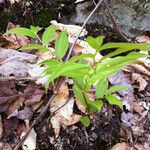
left=35, top=108, right=122, bottom=150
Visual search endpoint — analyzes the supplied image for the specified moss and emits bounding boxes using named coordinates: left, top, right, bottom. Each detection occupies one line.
left=33, top=9, right=55, bottom=27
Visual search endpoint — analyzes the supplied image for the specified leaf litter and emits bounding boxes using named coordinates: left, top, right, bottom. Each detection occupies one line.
left=0, top=21, right=149, bottom=150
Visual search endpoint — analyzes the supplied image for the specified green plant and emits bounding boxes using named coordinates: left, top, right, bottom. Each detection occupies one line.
left=5, top=25, right=150, bottom=126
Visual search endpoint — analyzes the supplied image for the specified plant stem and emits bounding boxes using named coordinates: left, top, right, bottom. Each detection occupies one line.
left=13, top=1, right=104, bottom=149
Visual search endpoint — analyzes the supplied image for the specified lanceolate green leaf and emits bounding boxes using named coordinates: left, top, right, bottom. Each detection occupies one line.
left=55, top=30, right=69, bottom=58
left=68, top=54, right=94, bottom=62
left=89, top=100, right=103, bottom=112
left=44, top=63, right=90, bottom=87
left=73, top=85, right=87, bottom=107
left=42, top=25, right=56, bottom=47
left=20, top=44, right=49, bottom=52
left=96, top=79, right=108, bottom=98
left=80, top=116, right=90, bottom=127
left=85, top=36, right=104, bottom=51
left=39, top=59, right=60, bottom=66
left=96, top=52, right=149, bottom=73
left=73, top=78, right=86, bottom=90
left=99, top=47, right=134, bottom=62
left=51, top=63, right=89, bottom=80
left=106, top=86, right=127, bottom=95
left=5, top=27, right=38, bottom=38
left=99, top=42, right=150, bottom=52
left=106, top=95, right=123, bottom=110
left=87, top=65, right=124, bottom=86
left=30, top=25, right=40, bottom=33
left=62, top=69, right=89, bottom=78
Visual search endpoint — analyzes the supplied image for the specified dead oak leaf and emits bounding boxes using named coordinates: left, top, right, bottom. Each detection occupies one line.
left=110, top=142, right=129, bottom=150
left=109, top=71, right=135, bottom=111
left=6, top=96, right=24, bottom=116
left=50, top=81, right=69, bottom=113
left=132, top=73, right=148, bottom=91
left=136, top=35, right=150, bottom=44
left=6, top=22, right=30, bottom=48
left=0, top=48, right=37, bottom=76
left=0, top=80, right=19, bottom=113
left=0, top=33, right=19, bottom=49
left=24, top=86, right=45, bottom=106
left=50, top=82, right=81, bottom=137
left=133, top=102, right=142, bottom=114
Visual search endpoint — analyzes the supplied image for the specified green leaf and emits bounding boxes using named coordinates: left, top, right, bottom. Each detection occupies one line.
left=106, top=86, right=127, bottom=95
left=87, top=65, right=123, bottom=86
left=39, top=59, right=60, bottom=66
left=73, top=85, right=87, bottom=107
left=73, top=78, right=86, bottom=90
left=89, top=100, right=103, bottom=112
left=47, top=63, right=90, bottom=82
left=96, top=52, right=149, bottom=73
left=99, top=42, right=150, bottom=52
left=96, top=79, right=108, bottom=98
left=5, top=27, right=38, bottom=38
left=80, top=116, right=90, bottom=127
left=62, top=69, right=89, bottom=78
left=42, top=25, right=56, bottom=47
left=99, top=47, right=134, bottom=62
left=55, top=30, right=69, bottom=58
left=68, top=54, right=94, bottom=62
left=85, top=36, right=104, bottom=51
left=30, top=25, right=40, bottom=33
left=106, top=95, right=123, bottom=110
left=20, top=44, right=49, bottom=52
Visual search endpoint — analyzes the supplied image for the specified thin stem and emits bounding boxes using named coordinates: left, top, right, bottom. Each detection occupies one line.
left=65, top=0, right=103, bottom=61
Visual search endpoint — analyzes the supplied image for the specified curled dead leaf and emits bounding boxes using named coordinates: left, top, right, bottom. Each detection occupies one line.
left=50, top=82, right=81, bottom=137
left=132, top=73, right=148, bottom=91
left=110, top=142, right=129, bottom=150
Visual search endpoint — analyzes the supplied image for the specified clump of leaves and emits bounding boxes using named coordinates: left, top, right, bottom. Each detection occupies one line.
left=5, top=24, right=150, bottom=126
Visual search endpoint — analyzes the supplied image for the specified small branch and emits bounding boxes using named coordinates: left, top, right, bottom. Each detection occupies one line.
left=103, top=0, right=129, bottom=42
left=65, top=0, right=103, bottom=60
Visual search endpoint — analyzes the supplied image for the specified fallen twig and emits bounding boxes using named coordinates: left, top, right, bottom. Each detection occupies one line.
left=13, top=0, right=104, bottom=149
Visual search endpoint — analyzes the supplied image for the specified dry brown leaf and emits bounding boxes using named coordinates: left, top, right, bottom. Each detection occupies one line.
left=136, top=35, right=150, bottom=44
left=0, top=33, right=19, bottom=49
left=51, top=20, right=87, bottom=38
left=133, top=102, right=142, bottom=114
left=129, top=62, right=150, bottom=76
left=51, top=110, right=81, bottom=137
left=0, top=142, right=13, bottom=150
left=0, top=48, right=37, bottom=76
left=50, top=81, right=69, bottom=113
left=24, top=87, right=45, bottom=106
left=50, top=82, right=81, bottom=137
left=0, top=115, right=3, bottom=138
left=0, top=80, right=18, bottom=113
left=3, top=117, right=19, bottom=138
left=75, top=99, right=86, bottom=113
left=6, top=96, right=24, bottom=116
left=132, top=73, right=148, bottom=91
left=109, top=71, right=135, bottom=111
left=6, top=22, right=30, bottom=48
left=134, top=144, right=146, bottom=150
left=8, top=107, right=33, bottom=120
left=110, top=142, right=129, bottom=150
